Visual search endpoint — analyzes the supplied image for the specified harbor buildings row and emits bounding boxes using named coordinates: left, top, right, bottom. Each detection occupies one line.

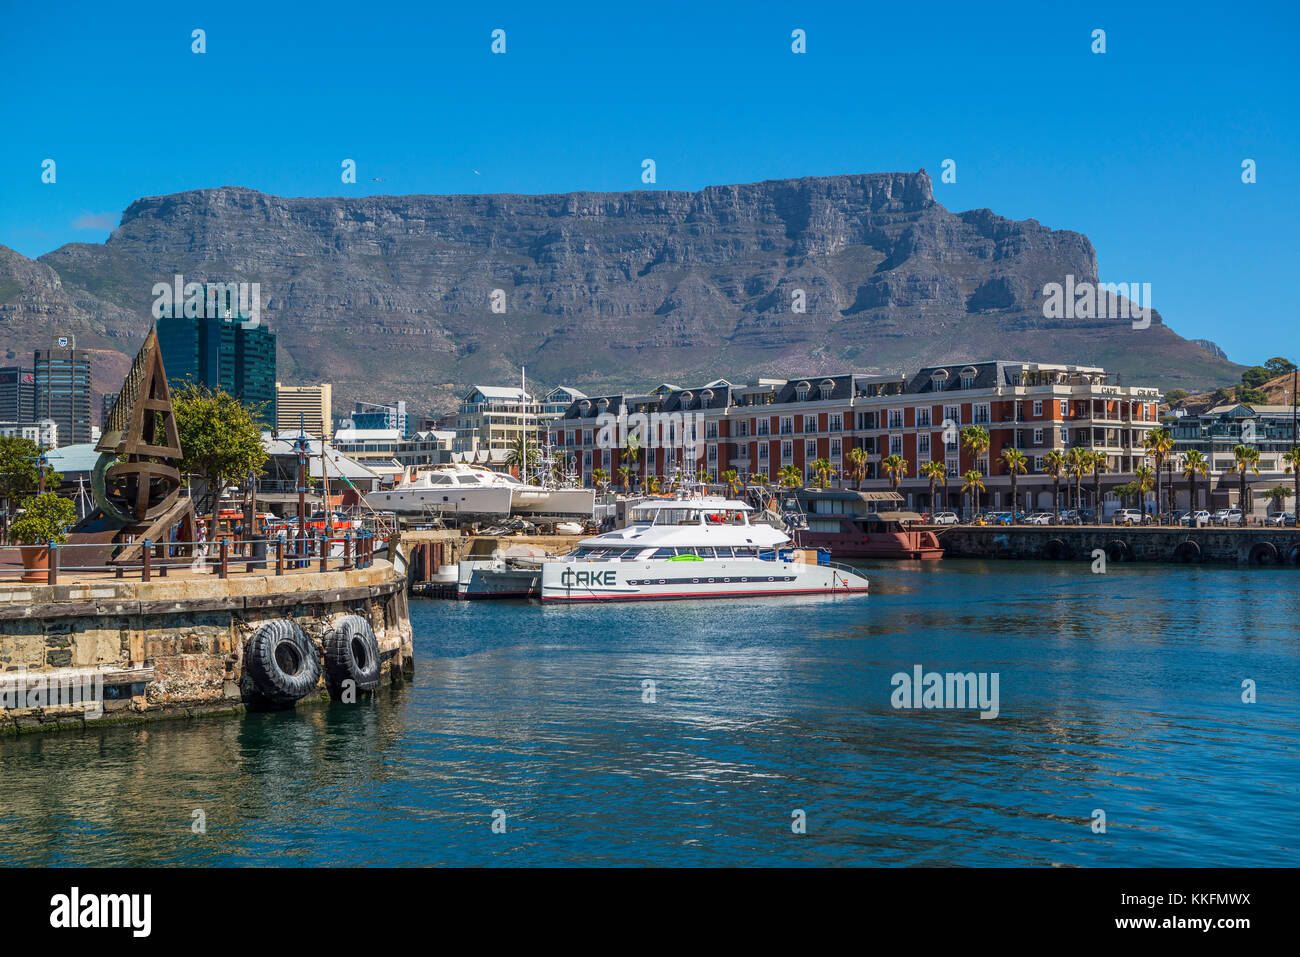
left=543, top=361, right=1167, bottom=512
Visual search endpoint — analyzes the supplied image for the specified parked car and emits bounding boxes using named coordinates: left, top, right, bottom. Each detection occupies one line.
left=1266, top=511, right=1295, bottom=527
left=1024, top=511, right=1054, bottom=525
left=1059, top=509, right=1081, bottom=524
left=987, top=511, right=1013, bottom=525
left=1113, top=509, right=1144, bottom=526
left=1212, top=508, right=1243, bottom=526
left=930, top=511, right=959, bottom=525
left=1180, top=510, right=1212, bottom=526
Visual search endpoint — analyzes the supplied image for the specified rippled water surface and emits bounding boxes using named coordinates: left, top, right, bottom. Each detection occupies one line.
left=2, top=560, right=1297, bottom=866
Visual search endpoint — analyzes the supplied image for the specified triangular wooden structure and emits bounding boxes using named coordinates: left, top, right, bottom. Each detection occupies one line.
left=70, top=326, right=197, bottom=564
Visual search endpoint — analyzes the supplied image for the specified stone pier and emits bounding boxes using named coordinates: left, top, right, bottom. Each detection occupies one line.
left=936, top=525, right=1300, bottom=566
left=0, top=560, right=413, bottom=735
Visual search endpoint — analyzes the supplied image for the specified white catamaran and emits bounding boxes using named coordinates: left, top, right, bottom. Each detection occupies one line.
left=538, top=496, right=870, bottom=602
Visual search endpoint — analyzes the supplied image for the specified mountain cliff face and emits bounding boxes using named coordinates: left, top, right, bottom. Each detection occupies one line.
left=1, top=171, right=1238, bottom=414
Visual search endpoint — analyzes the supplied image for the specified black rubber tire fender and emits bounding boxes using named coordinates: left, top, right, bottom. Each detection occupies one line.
left=1174, top=540, right=1202, bottom=563
left=1249, top=541, right=1279, bottom=565
left=324, top=614, right=382, bottom=694
left=245, top=619, right=321, bottom=704
left=1106, top=540, right=1131, bottom=563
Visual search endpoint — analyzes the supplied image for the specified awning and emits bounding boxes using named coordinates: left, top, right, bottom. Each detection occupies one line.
left=868, top=510, right=923, bottom=523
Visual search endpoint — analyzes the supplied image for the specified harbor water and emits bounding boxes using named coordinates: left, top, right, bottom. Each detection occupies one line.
left=1, top=559, right=1297, bottom=866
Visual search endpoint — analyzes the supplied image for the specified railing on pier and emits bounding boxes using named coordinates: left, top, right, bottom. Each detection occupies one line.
left=0, top=530, right=383, bottom=586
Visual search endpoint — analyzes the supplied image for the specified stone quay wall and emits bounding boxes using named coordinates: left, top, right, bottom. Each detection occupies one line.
left=936, top=526, right=1300, bottom=566
left=0, top=561, right=413, bottom=735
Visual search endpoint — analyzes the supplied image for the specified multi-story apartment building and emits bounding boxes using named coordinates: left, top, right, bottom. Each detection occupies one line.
left=0, top=419, right=59, bottom=448
left=548, top=361, right=1163, bottom=514
left=1167, top=402, right=1298, bottom=512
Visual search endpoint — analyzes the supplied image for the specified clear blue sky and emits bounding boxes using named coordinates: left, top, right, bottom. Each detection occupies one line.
left=2, top=0, right=1296, bottom=366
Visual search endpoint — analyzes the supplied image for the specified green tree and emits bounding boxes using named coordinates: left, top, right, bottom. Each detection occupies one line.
left=10, top=491, right=77, bottom=545
left=1134, top=465, right=1156, bottom=514
left=1232, top=444, right=1260, bottom=524
left=0, top=436, right=62, bottom=522
left=1000, top=447, right=1028, bottom=519
left=1264, top=357, right=1296, bottom=375
left=591, top=467, right=609, bottom=492
left=1241, top=366, right=1273, bottom=389
left=811, top=457, right=833, bottom=490
left=1087, top=450, right=1108, bottom=523
left=173, top=384, right=268, bottom=540
left=720, top=468, right=741, bottom=497
left=1182, top=449, right=1209, bottom=514
left=1044, top=449, right=1066, bottom=522
left=961, top=469, right=985, bottom=521
left=881, top=454, right=907, bottom=501
left=1143, top=427, right=1175, bottom=520
left=1283, top=447, right=1300, bottom=527
left=778, top=464, right=802, bottom=487
left=920, top=460, right=947, bottom=513
left=504, top=432, right=539, bottom=479
left=617, top=465, right=631, bottom=494
left=846, top=446, right=868, bottom=489
left=1163, top=389, right=1188, bottom=407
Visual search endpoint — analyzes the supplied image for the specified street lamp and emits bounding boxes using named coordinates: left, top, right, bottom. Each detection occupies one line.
left=37, top=452, right=48, bottom=495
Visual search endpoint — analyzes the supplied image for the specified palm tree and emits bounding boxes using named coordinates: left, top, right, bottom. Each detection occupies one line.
left=1181, top=450, right=1209, bottom=515
left=504, top=433, right=538, bottom=479
left=1143, top=427, right=1175, bottom=521
left=1044, top=449, right=1066, bottom=522
left=1283, top=447, right=1300, bottom=527
left=1134, top=464, right=1155, bottom=515
left=621, top=433, right=642, bottom=488
left=721, top=468, right=741, bottom=497
left=778, top=464, right=802, bottom=487
left=961, top=469, right=985, bottom=521
left=617, top=465, right=631, bottom=493
left=647, top=474, right=662, bottom=494
left=811, top=457, right=833, bottom=490
left=590, top=467, right=609, bottom=492
left=1000, top=447, right=1028, bottom=520
left=1066, top=447, right=1086, bottom=514
left=1088, top=450, right=1108, bottom=523
left=1265, top=485, right=1291, bottom=518
left=846, top=446, right=868, bottom=490
left=920, top=460, right=947, bottom=514
left=961, top=425, right=990, bottom=473
left=881, top=454, right=908, bottom=503
left=1233, top=444, right=1261, bottom=524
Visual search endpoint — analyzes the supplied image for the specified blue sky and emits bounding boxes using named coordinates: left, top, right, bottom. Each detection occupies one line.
left=2, top=0, right=1296, bottom=366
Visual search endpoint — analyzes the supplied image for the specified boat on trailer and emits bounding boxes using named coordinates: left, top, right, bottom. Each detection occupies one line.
left=539, top=496, right=869, bottom=603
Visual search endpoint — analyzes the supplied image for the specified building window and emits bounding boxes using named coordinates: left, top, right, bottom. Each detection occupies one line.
left=706, top=421, right=718, bottom=438
left=1060, top=426, right=1068, bottom=444
left=780, top=417, right=793, bottom=435
left=888, top=409, right=904, bottom=429
left=917, top=408, right=931, bottom=427
left=1034, top=455, right=1044, bottom=472
left=781, top=441, right=793, bottom=461
left=1060, top=400, right=1068, bottom=417
left=583, top=430, right=593, bottom=445
left=804, top=416, right=817, bottom=434
left=1034, top=428, right=1044, bottom=445
left=829, top=413, right=843, bottom=432
left=961, top=374, right=975, bottom=389
left=830, top=438, right=841, bottom=458
left=890, top=435, right=902, bottom=456
left=973, top=404, right=990, bottom=425
left=1033, top=400, right=1043, bottom=417
left=918, top=433, right=930, bottom=454
left=945, top=405, right=961, bottom=427
left=758, top=443, right=769, bottom=461
left=757, top=418, right=770, bottom=436
left=707, top=445, right=717, bottom=463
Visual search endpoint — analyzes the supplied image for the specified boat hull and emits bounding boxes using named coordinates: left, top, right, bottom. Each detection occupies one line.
left=457, top=559, right=541, bottom=599
left=539, top=558, right=868, bottom=603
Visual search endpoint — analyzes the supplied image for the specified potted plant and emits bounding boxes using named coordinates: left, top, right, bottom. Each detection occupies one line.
left=10, top=492, right=77, bottom=583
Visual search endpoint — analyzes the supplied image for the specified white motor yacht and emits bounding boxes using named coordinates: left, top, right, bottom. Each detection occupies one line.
left=539, top=496, right=869, bottom=602
left=364, top=464, right=595, bottom=520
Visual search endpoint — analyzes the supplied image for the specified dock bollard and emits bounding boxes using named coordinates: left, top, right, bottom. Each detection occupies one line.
left=47, top=540, right=58, bottom=586
left=219, top=539, right=229, bottom=579
left=343, top=532, right=353, bottom=571
left=319, top=534, right=328, bottom=572
left=275, top=538, right=284, bottom=576
left=142, top=539, right=151, bottom=582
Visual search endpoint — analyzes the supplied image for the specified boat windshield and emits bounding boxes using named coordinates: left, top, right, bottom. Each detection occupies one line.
left=631, top=506, right=750, bottom=526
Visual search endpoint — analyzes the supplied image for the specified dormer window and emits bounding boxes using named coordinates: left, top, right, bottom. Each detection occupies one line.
left=960, top=366, right=977, bottom=390
left=795, top=380, right=811, bottom=401
left=819, top=378, right=834, bottom=400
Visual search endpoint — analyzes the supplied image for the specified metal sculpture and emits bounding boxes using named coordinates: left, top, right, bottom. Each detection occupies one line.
left=69, top=327, right=197, bottom=564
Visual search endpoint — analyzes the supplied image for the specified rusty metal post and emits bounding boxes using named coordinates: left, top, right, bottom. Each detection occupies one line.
left=343, top=532, right=353, bottom=571
left=219, top=538, right=229, bottom=579
left=319, top=534, right=328, bottom=572
left=47, top=541, right=58, bottom=586
left=275, top=538, right=285, bottom=576
left=142, top=539, right=151, bottom=582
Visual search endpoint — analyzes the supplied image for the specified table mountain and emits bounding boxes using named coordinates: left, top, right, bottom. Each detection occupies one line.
left=2, top=170, right=1239, bottom=416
